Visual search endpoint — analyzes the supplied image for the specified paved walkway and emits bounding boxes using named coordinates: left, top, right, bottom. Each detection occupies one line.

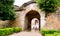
left=9, top=31, right=42, bottom=36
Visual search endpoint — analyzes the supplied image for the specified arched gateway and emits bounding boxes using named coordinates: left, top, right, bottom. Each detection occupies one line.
left=25, top=10, right=40, bottom=31
left=14, top=0, right=46, bottom=31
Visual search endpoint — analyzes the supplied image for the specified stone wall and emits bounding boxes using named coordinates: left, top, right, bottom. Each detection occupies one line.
left=45, top=13, right=60, bottom=30
left=0, top=20, right=10, bottom=28
left=0, top=12, right=21, bottom=28
left=12, top=12, right=21, bottom=27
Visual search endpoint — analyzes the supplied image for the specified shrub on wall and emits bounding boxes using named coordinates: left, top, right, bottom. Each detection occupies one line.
left=57, top=0, right=60, bottom=5
left=37, top=0, right=60, bottom=16
left=0, top=0, right=16, bottom=20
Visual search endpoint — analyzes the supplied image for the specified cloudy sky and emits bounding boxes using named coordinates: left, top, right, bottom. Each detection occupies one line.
left=14, top=0, right=31, bottom=6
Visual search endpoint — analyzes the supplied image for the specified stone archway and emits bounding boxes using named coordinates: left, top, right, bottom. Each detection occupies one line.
left=25, top=10, right=40, bottom=31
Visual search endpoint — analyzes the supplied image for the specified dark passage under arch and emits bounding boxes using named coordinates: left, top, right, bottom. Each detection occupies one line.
left=25, top=10, right=40, bottom=31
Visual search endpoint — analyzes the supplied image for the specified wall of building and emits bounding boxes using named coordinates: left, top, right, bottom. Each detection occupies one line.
left=44, top=13, right=60, bottom=30
left=0, top=20, right=10, bottom=28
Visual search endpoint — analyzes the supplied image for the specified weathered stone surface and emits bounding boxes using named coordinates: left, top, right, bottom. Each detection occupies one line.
left=45, top=13, right=60, bottom=30
left=0, top=20, right=10, bottom=28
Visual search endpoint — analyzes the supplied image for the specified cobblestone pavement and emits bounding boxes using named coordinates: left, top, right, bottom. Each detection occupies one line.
left=9, top=31, right=42, bottom=36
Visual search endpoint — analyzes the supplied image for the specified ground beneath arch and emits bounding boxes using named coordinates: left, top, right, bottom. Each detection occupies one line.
left=9, top=31, right=42, bottom=36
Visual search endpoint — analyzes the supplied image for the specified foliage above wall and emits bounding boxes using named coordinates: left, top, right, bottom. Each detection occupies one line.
left=0, top=0, right=16, bottom=20
left=37, top=0, right=60, bottom=16
left=57, top=0, right=60, bottom=5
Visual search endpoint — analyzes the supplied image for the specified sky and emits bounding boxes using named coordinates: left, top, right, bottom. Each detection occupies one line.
left=14, top=0, right=31, bottom=6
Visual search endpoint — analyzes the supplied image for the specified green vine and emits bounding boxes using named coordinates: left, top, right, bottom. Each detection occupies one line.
left=37, top=0, right=60, bottom=17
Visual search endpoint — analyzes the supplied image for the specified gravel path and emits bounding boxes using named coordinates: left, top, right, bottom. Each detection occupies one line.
left=9, top=31, right=42, bottom=36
